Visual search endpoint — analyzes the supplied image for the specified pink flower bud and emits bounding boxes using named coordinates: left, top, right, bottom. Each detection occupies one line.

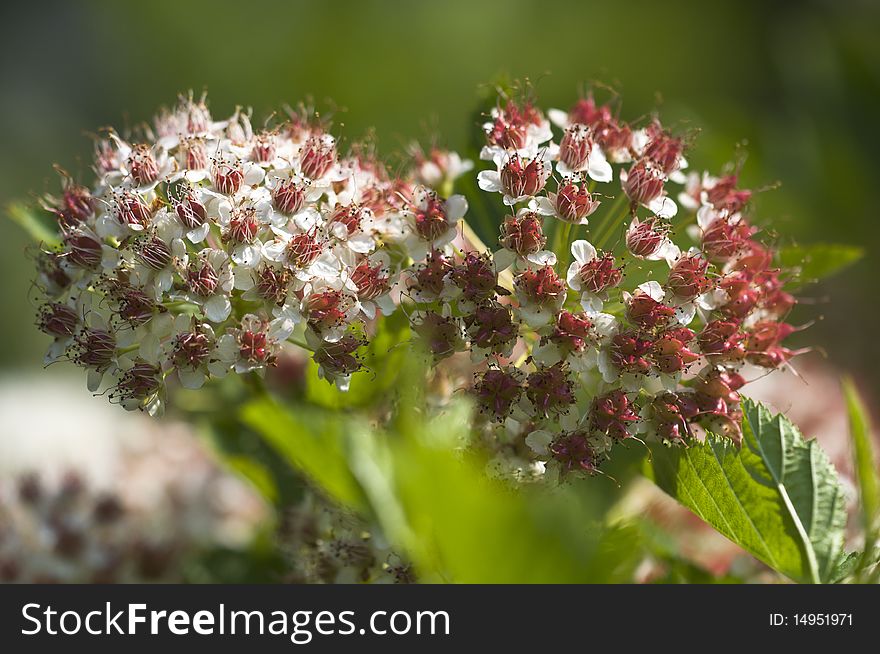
left=577, top=253, right=622, bottom=294
left=667, top=253, right=712, bottom=300
left=500, top=155, right=547, bottom=198
left=623, top=159, right=665, bottom=206
left=590, top=389, right=639, bottom=440
left=300, top=136, right=337, bottom=180
left=626, top=218, right=667, bottom=258
left=127, top=145, right=160, bottom=186
left=499, top=212, right=545, bottom=256
left=473, top=367, right=523, bottom=420
left=558, top=124, right=593, bottom=171
left=526, top=363, right=575, bottom=416
left=553, top=180, right=600, bottom=223
left=272, top=178, right=306, bottom=216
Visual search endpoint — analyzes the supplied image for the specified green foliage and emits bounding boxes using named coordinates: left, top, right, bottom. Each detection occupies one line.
left=241, top=399, right=368, bottom=512
left=648, top=399, right=847, bottom=583
left=243, top=356, right=643, bottom=583
left=778, top=243, right=863, bottom=288
left=842, top=378, right=880, bottom=581
left=6, top=202, right=60, bottom=247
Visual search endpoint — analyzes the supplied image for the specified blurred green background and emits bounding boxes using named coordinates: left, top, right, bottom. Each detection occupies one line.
left=1, top=0, right=878, bottom=397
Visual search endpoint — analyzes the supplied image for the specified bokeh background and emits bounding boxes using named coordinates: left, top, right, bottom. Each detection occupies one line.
left=1, top=0, right=877, bottom=413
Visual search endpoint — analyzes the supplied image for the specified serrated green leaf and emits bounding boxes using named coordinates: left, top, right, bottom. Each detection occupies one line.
left=6, top=202, right=61, bottom=247
left=778, top=243, right=863, bottom=288
left=842, top=377, right=880, bottom=581
left=649, top=399, right=846, bottom=583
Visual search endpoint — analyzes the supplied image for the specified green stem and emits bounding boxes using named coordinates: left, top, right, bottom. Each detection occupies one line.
left=554, top=221, right=574, bottom=274
left=592, top=193, right=631, bottom=251
left=287, top=333, right=315, bottom=352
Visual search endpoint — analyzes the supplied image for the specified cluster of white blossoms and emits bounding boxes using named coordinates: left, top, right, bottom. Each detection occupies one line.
left=34, top=94, right=470, bottom=414
left=456, top=91, right=802, bottom=480
left=31, top=89, right=806, bottom=481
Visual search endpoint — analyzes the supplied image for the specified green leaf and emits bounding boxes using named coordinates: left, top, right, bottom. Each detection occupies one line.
left=245, top=388, right=642, bottom=582
left=240, top=399, right=367, bottom=511
left=778, top=243, right=863, bottom=288
left=6, top=202, right=61, bottom=247
left=842, top=377, right=880, bottom=580
left=386, top=421, right=640, bottom=583
left=648, top=399, right=846, bottom=583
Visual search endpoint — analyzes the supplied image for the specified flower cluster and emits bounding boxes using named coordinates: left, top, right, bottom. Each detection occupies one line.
left=459, top=89, right=804, bottom=477
left=33, top=94, right=470, bottom=413
left=30, top=89, right=806, bottom=480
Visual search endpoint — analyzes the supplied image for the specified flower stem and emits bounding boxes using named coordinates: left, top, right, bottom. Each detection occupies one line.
left=592, top=193, right=630, bottom=251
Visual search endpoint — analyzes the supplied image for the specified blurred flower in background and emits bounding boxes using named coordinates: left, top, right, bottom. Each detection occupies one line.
left=0, top=375, right=268, bottom=582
